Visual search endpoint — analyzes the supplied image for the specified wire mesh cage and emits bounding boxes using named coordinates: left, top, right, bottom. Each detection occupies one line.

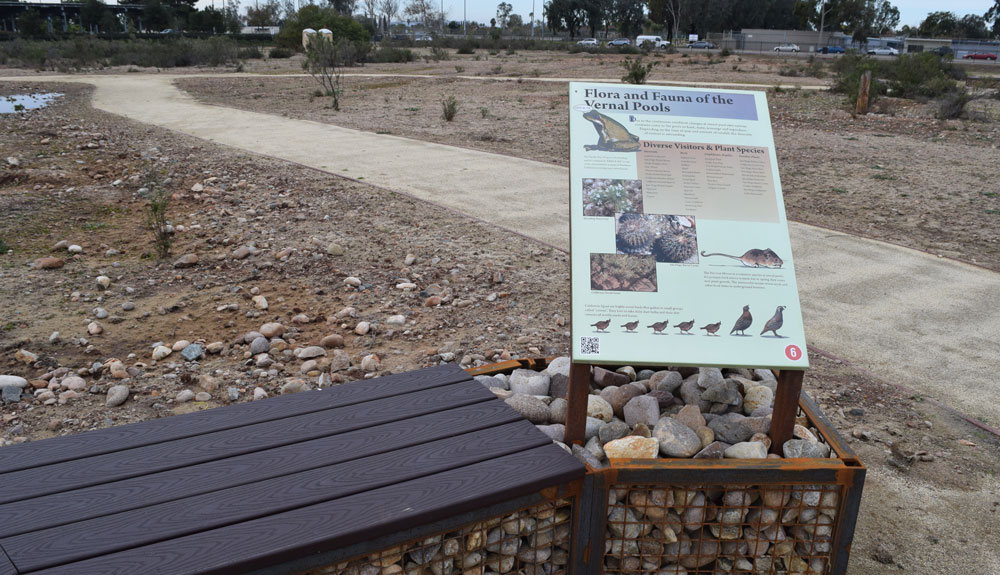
left=299, top=498, right=576, bottom=575
left=603, top=482, right=842, bottom=574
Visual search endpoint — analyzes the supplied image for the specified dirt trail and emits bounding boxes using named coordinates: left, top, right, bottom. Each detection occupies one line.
left=2, top=73, right=997, bottom=428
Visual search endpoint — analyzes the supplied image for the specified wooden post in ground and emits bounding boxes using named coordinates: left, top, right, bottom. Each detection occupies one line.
left=564, top=363, right=591, bottom=446
left=856, top=70, right=871, bottom=115
left=768, top=369, right=804, bottom=455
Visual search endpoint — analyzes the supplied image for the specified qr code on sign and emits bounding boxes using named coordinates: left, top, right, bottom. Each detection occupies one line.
left=580, top=336, right=600, bottom=355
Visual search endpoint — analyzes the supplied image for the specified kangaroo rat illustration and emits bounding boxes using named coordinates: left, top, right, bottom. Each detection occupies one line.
left=700, top=248, right=783, bottom=268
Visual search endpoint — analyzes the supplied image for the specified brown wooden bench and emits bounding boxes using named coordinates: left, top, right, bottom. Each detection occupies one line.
left=0, top=364, right=584, bottom=575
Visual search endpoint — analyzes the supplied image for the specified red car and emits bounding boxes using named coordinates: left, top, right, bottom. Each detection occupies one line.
left=963, top=52, right=997, bottom=60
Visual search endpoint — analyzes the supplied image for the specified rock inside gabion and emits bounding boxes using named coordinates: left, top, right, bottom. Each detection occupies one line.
left=301, top=499, right=574, bottom=575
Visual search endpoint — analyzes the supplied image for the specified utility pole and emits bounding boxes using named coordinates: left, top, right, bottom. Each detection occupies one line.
left=531, top=0, right=534, bottom=37
left=463, top=0, right=466, bottom=34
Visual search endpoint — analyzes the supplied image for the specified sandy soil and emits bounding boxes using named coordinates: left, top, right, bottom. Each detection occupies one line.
left=176, top=56, right=1000, bottom=272
left=2, top=59, right=999, bottom=574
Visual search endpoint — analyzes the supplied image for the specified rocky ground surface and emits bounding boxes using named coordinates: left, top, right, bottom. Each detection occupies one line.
left=177, top=56, right=1000, bottom=272
left=1, top=76, right=999, bottom=575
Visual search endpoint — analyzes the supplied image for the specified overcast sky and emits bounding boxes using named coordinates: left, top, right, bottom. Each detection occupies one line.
left=193, top=0, right=997, bottom=29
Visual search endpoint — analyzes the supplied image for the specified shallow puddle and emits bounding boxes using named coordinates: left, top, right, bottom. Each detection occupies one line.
left=0, top=93, right=62, bottom=114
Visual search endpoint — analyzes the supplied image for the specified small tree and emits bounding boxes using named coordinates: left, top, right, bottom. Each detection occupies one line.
left=306, top=35, right=357, bottom=111
left=144, top=178, right=172, bottom=259
left=621, top=57, right=657, bottom=84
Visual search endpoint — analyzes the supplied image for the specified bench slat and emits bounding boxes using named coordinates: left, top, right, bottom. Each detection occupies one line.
left=0, top=545, right=17, bottom=575
left=4, top=420, right=550, bottom=572
left=0, top=380, right=491, bottom=505
left=29, top=445, right=584, bottom=575
left=0, top=401, right=521, bottom=539
left=0, top=363, right=469, bottom=474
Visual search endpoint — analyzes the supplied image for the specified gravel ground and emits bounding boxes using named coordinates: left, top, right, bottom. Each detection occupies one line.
left=1, top=68, right=999, bottom=575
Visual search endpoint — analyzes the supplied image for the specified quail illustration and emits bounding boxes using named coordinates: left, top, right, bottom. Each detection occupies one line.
left=590, top=319, right=611, bottom=332
left=621, top=320, right=640, bottom=332
left=647, top=320, right=670, bottom=334
left=700, top=321, right=721, bottom=336
left=761, top=305, right=787, bottom=337
left=730, top=305, right=752, bottom=336
left=674, top=319, right=695, bottom=334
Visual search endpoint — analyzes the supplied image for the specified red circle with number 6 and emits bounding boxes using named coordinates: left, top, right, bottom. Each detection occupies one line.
left=785, top=345, right=802, bottom=361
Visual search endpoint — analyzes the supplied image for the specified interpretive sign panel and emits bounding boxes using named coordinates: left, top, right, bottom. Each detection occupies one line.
left=569, top=82, right=808, bottom=369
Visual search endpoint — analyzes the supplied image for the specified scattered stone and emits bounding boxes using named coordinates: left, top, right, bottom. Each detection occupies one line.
left=49, top=331, right=61, bottom=343
left=259, top=322, right=284, bottom=338
left=15, top=349, right=38, bottom=364
left=320, top=334, right=345, bottom=348
left=206, top=341, right=225, bottom=354
left=654, top=418, right=703, bottom=458
left=505, top=394, right=550, bottom=424
left=173, top=254, right=199, bottom=268
left=122, top=302, right=135, bottom=311
left=105, top=385, right=130, bottom=407
left=249, top=337, right=270, bottom=355
left=361, top=354, right=381, bottom=372
left=697, top=367, right=724, bottom=389
left=326, top=243, right=344, bottom=256
left=194, top=392, right=212, bottom=402
left=702, top=380, right=742, bottom=406
left=94, top=307, right=109, bottom=319
left=96, top=275, right=111, bottom=289
left=509, top=369, right=550, bottom=396
left=1, top=386, right=21, bottom=404
left=297, top=346, right=327, bottom=359
left=386, top=315, right=406, bottom=326
left=253, top=387, right=268, bottom=400
left=604, top=436, right=659, bottom=459
left=181, top=343, right=204, bottom=361
left=175, top=389, right=195, bottom=403
left=587, top=395, right=614, bottom=422
left=782, top=439, right=831, bottom=459
left=280, top=381, right=311, bottom=395
left=673, top=404, right=707, bottom=431
left=62, top=376, right=86, bottom=391
left=599, top=420, right=630, bottom=444
left=87, top=322, right=103, bottom=335
left=152, top=345, right=172, bottom=361
left=694, top=441, right=730, bottom=459
left=343, top=277, right=361, bottom=287
left=33, top=256, right=65, bottom=269
left=725, top=441, right=768, bottom=459
left=708, top=412, right=754, bottom=444
left=743, top=385, right=775, bottom=414
left=593, top=366, right=629, bottom=388
left=0, top=376, right=28, bottom=389
left=623, top=395, right=659, bottom=428
left=354, top=321, right=371, bottom=335
left=424, top=296, right=442, bottom=307
left=68, top=244, right=83, bottom=254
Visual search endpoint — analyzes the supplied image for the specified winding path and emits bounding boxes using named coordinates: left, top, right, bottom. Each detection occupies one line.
left=3, top=73, right=998, bottom=427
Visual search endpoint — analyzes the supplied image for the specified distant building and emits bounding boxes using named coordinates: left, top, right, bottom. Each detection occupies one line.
left=241, top=25, right=279, bottom=35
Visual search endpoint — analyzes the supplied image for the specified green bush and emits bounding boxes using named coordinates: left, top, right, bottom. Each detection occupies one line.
left=0, top=37, right=242, bottom=69
left=372, top=47, right=414, bottom=63
left=831, top=53, right=886, bottom=105
left=441, top=95, right=458, bottom=121
left=238, top=46, right=264, bottom=59
left=889, top=52, right=960, bottom=99
left=269, top=46, right=295, bottom=58
left=456, top=41, right=475, bottom=54
left=620, top=57, right=657, bottom=84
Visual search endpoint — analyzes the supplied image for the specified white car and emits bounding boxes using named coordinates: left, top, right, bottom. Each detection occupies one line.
left=577, top=38, right=599, bottom=46
left=867, top=46, right=899, bottom=56
left=773, top=43, right=799, bottom=52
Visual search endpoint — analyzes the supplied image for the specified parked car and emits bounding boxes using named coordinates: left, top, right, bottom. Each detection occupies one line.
left=930, top=46, right=953, bottom=57
left=608, top=38, right=631, bottom=46
left=687, top=41, right=716, bottom=49
left=820, top=45, right=845, bottom=54
left=636, top=35, right=669, bottom=49
left=963, top=52, right=997, bottom=60
left=774, top=43, right=800, bottom=52
left=414, top=34, right=433, bottom=42
left=867, top=46, right=899, bottom=56
left=577, top=38, right=599, bottom=46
